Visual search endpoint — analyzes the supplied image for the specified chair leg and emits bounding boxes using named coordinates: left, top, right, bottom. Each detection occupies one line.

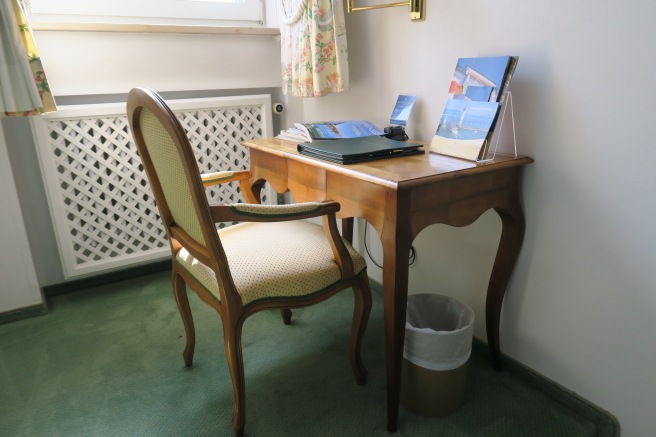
left=280, top=308, right=292, bottom=325
left=223, top=317, right=247, bottom=437
left=350, top=273, right=373, bottom=385
left=173, top=271, right=195, bottom=367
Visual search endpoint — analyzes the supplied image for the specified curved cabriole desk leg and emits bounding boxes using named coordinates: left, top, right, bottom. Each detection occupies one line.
left=486, top=199, right=526, bottom=370
left=380, top=191, right=413, bottom=434
left=341, top=217, right=354, bottom=243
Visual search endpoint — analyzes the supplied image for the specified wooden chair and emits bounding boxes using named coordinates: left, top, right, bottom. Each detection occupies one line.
left=126, top=87, right=372, bottom=436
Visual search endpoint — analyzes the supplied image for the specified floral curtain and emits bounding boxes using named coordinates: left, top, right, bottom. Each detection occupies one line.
left=279, top=0, right=349, bottom=97
left=0, top=0, right=56, bottom=118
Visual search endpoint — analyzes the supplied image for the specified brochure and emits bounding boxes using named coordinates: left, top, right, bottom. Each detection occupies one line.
left=389, top=94, right=416, bottom=126
left=277, top=120, right=384, bottom=142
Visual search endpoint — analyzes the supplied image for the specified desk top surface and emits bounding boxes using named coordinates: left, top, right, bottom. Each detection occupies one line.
left=243, top=138, right=534, bottom=188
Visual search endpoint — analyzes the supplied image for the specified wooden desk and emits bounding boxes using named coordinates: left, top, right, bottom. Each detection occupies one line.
left=241, top=138, right=533, bottom=432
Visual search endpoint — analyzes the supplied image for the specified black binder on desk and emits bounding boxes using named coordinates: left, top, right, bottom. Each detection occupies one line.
left=297, top=135, right=424, bottom=164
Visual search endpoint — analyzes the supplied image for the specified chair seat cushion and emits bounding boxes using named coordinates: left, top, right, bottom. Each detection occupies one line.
left=176, top=220, right=367, bottom=307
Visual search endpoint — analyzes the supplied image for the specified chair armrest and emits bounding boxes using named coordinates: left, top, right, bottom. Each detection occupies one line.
left=201, top=170, right=259, bottom=203
left=201, top=170, right=251, bottom=187
left=209, top=201, right=340, bottom=223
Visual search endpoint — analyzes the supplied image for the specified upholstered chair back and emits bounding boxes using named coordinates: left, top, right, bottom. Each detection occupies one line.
left=137, top=108, right=207, bottom=247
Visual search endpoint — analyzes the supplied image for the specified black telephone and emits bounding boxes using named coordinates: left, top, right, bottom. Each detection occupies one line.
left=384, top=125, right=409, bottom=142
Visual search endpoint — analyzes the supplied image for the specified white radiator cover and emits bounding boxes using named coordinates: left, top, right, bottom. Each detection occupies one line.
left=31, top=95, right=273, bottom=279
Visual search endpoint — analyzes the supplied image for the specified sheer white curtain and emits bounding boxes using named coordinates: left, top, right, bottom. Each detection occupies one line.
left=0, top=0, right=56, bottom=118
left=279, top=0, right=349, bottom=97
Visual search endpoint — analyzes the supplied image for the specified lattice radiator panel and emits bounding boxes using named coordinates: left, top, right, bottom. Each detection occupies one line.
left=32, top=95, right=273, bottom=279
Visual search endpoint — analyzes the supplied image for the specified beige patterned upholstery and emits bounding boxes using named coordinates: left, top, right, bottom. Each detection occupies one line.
left=176, top=220, right=367, bottom=306
left=139, top=110, right=206, bottom=246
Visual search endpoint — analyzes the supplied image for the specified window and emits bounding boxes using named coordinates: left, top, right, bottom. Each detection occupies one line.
left=29, top=0, right=265, bottom=27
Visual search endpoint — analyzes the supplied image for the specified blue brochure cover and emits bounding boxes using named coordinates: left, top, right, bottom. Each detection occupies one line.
left=430, top=99, right=500, bottom=161
left=449, top=56, right=512, bottom=102
left=390, top=94, right=416, bottom=126
left=301, top=120, right=384, bottom=140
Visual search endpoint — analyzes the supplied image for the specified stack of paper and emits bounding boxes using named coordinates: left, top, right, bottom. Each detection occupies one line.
left=277, top=120, right=384, bottom=143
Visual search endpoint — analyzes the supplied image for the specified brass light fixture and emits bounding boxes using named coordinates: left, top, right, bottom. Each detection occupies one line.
left=346, top=0, right=425, bottom=22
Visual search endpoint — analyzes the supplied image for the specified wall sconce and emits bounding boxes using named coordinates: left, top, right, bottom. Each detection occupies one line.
left=346, top=0, right=425, bottom=22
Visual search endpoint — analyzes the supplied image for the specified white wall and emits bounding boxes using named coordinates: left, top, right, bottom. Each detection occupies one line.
left=294, top=1, right=656, bottom=436
left=0, top=124, right=43, bottom=313
left=35, top=31, right=282, bottom=96
left=4, top=0, right=655, bottom=433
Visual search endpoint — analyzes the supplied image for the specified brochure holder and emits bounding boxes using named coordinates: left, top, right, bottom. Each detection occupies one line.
left=429, top=93, right=518, bottom=163
left=478, top=92, right=518, bottom=163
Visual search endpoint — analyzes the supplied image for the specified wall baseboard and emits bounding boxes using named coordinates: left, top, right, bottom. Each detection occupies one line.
left=2, top=260, right=172, bottom=325
left=42, top=259, right=172, bottom=298
left=0, top=303, right=49, bottom=326
left=472, top=338, right=619, bottom=436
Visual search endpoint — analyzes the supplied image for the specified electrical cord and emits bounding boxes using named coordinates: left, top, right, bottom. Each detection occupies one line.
left=363, top=220, right=417, bottom=268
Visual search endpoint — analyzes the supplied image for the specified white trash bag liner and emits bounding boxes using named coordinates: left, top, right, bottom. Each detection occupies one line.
left=404, top=294, right=475, bottom=371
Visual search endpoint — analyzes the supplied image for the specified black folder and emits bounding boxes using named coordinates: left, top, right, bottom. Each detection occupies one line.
left=297, top=135, right=424, bottom=164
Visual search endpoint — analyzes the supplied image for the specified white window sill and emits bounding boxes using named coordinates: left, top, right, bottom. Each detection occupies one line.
left=31, top=22, right=280, bottom=36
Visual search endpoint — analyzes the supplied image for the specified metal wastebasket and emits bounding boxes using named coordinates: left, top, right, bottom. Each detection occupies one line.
left=400, top=294, right=475, bottom=417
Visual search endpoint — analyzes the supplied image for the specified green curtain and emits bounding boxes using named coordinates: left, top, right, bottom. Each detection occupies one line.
left=279, top=0, right=349, bottom=97
left=0, top=0, right=56, bottom=118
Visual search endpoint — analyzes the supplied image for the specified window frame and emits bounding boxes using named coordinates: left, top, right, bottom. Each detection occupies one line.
left=28, top=0, right=265, bottom=27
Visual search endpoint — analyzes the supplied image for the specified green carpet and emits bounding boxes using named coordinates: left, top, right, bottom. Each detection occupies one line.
left=0, top=272, right=617, bottom=436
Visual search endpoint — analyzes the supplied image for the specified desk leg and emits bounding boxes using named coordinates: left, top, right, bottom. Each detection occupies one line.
left=341, top=217, right=354, bottom=244
left=381, top=208, right=413, bottom=432
left=487, top=200, right=526, bottom=370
